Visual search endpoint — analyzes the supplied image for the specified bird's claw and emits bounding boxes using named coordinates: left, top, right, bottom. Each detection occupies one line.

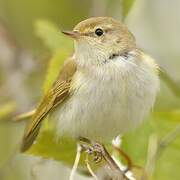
left=80, top=140, right=105, bottom=164
left=91, top=142, right=105, bottom=163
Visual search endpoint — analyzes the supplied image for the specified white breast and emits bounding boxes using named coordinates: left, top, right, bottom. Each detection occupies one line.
left=52, top=52, right=159, bottom=142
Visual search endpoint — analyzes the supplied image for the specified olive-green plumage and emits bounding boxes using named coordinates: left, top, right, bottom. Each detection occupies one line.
left=21, top=59, right=76, bottom=152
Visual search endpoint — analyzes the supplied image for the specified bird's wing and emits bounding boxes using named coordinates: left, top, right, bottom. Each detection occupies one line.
left=21, top=58, right=77, bottom=152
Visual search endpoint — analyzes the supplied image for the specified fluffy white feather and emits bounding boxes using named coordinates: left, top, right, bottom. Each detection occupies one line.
left=51, top=50, right=159, bottom=142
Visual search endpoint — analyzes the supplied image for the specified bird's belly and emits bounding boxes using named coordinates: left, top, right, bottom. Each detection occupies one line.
left=52, top=82, right=126, bottom=141
left=52, top=65, right=158, bottom=142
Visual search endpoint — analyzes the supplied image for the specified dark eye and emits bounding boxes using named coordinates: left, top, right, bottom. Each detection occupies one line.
left=95, top=28, right=104, bottom=36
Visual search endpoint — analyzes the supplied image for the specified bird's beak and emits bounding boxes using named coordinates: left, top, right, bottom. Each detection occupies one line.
left=62, top=30, right=81, bottom=39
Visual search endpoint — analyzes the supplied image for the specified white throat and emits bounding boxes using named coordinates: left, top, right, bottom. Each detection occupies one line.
left=74, top=41, right=111, bottom=67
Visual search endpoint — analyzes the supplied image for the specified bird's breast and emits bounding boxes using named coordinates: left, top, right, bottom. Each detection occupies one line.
left=52, top=55, right=159, bottom=142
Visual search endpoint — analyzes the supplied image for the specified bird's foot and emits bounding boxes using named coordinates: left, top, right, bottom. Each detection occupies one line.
left=86, top=142, right=105, bottom=163
left=79, top=143, right=101, bottom=163
left=78, top=137, right=129, bottom=179
left=79, top=137, right=119, bottom=169
left=78, top=137, right=106, bottom=163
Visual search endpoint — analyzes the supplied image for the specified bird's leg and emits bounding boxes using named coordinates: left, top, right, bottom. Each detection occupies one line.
left=80, top=141, right=103, bottom=163
left=79, top=137, right=120, bottom=171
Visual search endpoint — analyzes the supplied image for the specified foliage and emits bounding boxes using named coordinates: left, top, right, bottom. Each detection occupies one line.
left=122, top=0, right=136, bottom=19
left=121, top=111, right=180, bottom=179
left=35, top=20, right=73, bottom=93
left=0, top=102, right=16, bottom=120
left=28, top=126, right=77, bottom=165
left=35, top=20, right=73, bottom=54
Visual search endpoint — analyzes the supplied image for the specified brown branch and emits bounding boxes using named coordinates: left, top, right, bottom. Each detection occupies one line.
left=79, top=137, right=130, bottom=179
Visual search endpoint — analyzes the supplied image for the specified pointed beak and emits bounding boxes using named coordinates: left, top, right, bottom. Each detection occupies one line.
left=62, top=30, right=80, bottom=39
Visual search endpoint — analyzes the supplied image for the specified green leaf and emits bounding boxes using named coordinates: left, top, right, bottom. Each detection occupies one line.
left=151, top=112, right=180, bottom=180
left=121, top=111, right=180, bottom=179
left=34, top=20, right=73, bottom=93
left=43, top=49, right=71, bottom=93
left=27, top=118, right=109, bottom=170
left=122, top=0, right=135, bottom=19
left=28, top=121, right=78, bottom=165
left=121, top=120, right=153, bottom=166
left=0, top=102, right=16, bottom=120
left=35, top=20, right=73, bottom=53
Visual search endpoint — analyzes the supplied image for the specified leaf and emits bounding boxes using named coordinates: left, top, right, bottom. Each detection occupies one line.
left=0, top=102, right=16, bottom=120
left=153, top=139, right=180, bottom=180
left=35, top=20, right=73, bottom=53
left=121, top=120, right=153, bottom=166
left=43, top=49, right=71, bottom=93
left=121, top=111, right=180, bottom=179
left=35, top=20, right=73, bottom=93
left=151, top=112, right=180, bottom=180
left=122, top=0, right=135, bottom=19
left=28, top=122, right=78, bottom=165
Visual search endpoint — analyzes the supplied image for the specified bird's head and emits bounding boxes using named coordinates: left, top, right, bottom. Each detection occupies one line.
left=62, top=17, right=136, bottom=66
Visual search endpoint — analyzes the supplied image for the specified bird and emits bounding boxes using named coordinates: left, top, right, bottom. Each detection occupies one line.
left=21, top=17, right=159, bottom=159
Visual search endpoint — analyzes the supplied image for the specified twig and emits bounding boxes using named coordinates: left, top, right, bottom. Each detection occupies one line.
left=158, top=124, right=180, bottom=152
left=85, top=154, right=99, bottom=180
left=79, top=137, right=129, bottom=179
left=102, top=144, right=122, bottom=172
left=113, top=144, right=133, bottom=170
left=79, top=137, right=121, bottom=171
left=13, top=109, right=35, bottom=122
left=159, top=67, right=180, bottom=98
left=69, top=144, right=82, bottom=180
left=142, top=125, right=180, bottom=179
left=142, top=134, right=158, bottom=180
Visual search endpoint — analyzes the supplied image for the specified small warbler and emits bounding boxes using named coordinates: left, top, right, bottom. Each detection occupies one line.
left=21, top=17, right=159, bottom=154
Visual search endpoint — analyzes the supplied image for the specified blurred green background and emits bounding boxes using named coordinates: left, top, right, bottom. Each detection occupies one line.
left=0, top=0, right=180, bottom=180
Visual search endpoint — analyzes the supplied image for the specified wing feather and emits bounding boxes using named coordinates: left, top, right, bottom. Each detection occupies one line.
left=21, top=58, right=76, bottom=152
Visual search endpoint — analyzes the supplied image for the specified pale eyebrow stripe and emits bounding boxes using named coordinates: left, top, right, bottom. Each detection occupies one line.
left=81, top=32, right=94, bottom=37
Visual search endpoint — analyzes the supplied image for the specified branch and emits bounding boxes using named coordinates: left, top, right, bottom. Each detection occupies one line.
left=158, top=124, right=180, bottom=153
left=159, top=67, right=180, bottom=98
left=142, top=125, right=180, bottom=179
left=13, top=109, right=35, bottom=122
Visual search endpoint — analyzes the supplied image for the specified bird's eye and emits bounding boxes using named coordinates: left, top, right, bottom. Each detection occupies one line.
left=95, top=28, right=104, bottom=36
